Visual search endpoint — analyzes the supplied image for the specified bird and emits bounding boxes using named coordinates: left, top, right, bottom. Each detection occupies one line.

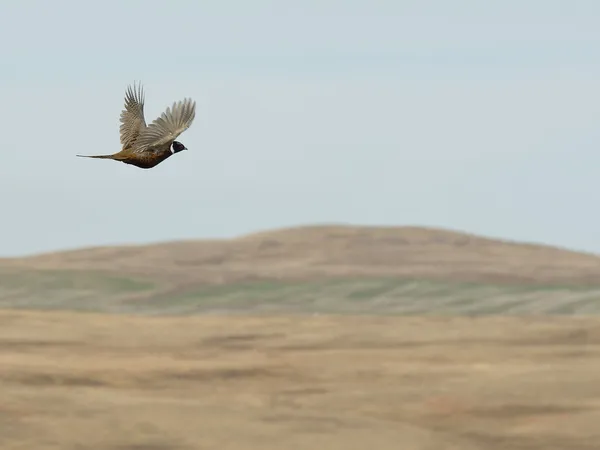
left=77, top=82, right=196, bottom=169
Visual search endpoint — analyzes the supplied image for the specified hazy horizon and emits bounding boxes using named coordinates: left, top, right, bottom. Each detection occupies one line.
left=4, top=221, right=600, bottom=259
left=1, top=1, right=599, bottom=257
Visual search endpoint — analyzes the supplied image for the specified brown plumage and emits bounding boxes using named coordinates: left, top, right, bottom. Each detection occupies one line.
left=77, top=82, right=196, bottom=169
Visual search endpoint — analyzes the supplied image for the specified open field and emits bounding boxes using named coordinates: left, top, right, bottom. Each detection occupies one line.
left=1, top=310, right=600, bottom=449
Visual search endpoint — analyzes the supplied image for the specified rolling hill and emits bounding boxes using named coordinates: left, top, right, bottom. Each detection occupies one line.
left=1, top=224, right=600, bottom=315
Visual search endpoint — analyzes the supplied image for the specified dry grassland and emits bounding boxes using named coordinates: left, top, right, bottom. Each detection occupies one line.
left=1, top=310, right=600, bottom=449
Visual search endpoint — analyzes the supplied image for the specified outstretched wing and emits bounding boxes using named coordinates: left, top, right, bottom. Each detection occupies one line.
left=132, top=98, right=196, bottom=153
left=119, top=82, right=147, bottom=148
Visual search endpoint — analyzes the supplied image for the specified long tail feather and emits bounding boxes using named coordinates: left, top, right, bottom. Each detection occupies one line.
left=76, top=154, right=115, bottom=159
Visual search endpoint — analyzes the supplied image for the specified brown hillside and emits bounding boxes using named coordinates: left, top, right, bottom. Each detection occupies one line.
left=3, top=225, right=600, bottom=286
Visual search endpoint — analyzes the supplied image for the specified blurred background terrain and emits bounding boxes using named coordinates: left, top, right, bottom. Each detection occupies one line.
left=2, top=225, right=600, bottom=315
left=1, top=226, right=600, bottom=449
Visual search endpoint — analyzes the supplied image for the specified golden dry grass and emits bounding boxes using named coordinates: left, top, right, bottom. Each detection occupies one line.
left=2, top=225, right=600, bottom=448
left=2, top=310, right=600, bottom=449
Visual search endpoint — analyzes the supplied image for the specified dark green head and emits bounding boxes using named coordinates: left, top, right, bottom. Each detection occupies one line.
left=172, top=141, right=187, bottom=153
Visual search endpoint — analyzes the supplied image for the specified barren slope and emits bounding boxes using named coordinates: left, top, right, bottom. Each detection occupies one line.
left=1, top=225, right=600, bottom=314
left=5, top=224, right=600, bottom=284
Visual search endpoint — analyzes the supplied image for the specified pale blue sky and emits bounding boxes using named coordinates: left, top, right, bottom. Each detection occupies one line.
left=1, top=0, right=599, bottom=256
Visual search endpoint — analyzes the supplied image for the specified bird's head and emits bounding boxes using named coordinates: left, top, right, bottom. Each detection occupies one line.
left=172, top=141, right=187, bottom=154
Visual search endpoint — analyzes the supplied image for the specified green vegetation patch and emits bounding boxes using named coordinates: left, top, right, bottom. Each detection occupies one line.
left=147, top=277, right=600, bottom=316
left=0, top=268, right=156, bottom=311
left=2, top=271, right=600, bottom=316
